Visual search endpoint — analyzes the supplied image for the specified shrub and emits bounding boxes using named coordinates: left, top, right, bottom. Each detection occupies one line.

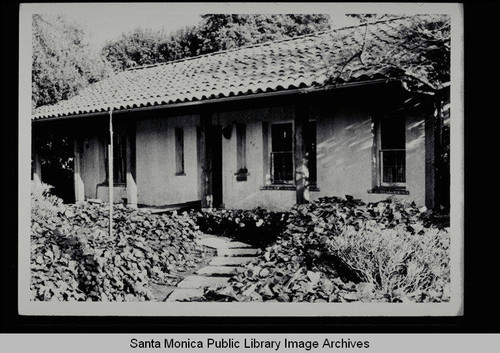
left=203, top=196, right=450, bottom=302
left=332, top=226, right=450, bottom=302
left=31, top=188, right=208, bottom=301
left=31, top=181, right=62, bottom=210
left=192, top=207, right=289, bottom=248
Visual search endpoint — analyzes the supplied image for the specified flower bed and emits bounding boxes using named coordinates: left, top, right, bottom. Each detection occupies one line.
left=31, top=183, right=208, bottom=301
left=203, top=196, right=450, bottom=303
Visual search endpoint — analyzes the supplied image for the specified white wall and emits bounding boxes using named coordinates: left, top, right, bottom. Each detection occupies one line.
left=136, top=114, right=200, bottom=206
left=77, top=95, right=429, bottom=209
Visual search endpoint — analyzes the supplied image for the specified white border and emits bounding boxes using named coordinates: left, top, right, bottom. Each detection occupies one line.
left=19, top=2, right=464, bottom=316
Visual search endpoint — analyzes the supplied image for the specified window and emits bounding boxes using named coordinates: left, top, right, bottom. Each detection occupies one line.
left=236, top=123, right=247, bottom=172
left=235, top=123, right=248, bottom=181
left=271, top=123, right=294, bottom=184
left=379, top=116, right=406, bottom=186
left=105, top=133, right=127, bottom=184
left=175, top=127, right=185, bottom=175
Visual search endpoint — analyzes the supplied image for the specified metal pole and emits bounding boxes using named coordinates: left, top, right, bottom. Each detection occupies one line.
left=109, top=107, right=113, bottom=237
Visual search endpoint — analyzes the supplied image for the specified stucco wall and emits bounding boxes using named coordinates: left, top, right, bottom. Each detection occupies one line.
left=77, top=93, right=429, bottom=209
left=216, top=99, right=429, bottom=210
left=311, top=102, right=427, bottom=205
left=136, top=114, right=200, bottom=206
left=214, top=106, right=297, bottom=211
left=405, top=112, right=427, bottom=206
left=313, top=104, right=374, bottom=201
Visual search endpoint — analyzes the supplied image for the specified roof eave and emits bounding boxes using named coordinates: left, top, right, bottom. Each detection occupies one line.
left=31, top=78, right=399, bottom=123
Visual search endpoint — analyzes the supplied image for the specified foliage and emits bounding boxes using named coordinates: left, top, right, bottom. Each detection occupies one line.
left=192, top=208, right=288, bottom=248
left=326, top=14, right=450, bottom=91
left=31, top=188, right=207, bottom=301
left=32, top=14, right=112, bottom=109
left=31, top=181, right=63, bottom=210
left=101, top=27, right=171, bottom=72
left=102, top=14, right=331, bottom=71
left=203, top=196, right=450, bottom=303
left=195, top=14, right=331, bottom=55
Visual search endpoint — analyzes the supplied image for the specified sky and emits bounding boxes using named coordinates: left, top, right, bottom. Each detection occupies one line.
left=30, top=3, right=363, bottom=51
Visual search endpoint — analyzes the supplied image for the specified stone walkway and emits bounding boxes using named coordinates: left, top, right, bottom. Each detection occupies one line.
left=166, top=235, right=260, bottom=302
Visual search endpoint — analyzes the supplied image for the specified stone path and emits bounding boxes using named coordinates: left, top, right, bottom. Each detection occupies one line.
left=166, top=235, right=260, bottom=302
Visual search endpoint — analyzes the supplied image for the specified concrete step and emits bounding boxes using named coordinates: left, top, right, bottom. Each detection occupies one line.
left=225, top=241, right=253, bottom=249
left=196, top=236, right=232, bottom=249
left=166, top=288, right=204, bottom=302
left=209, top=256, right=257, bottom=266
left=217, top=248, right=261, bottom=257
left=196, top=266, right=244, bottom=276
left=176, top=275, right=230, bottom=289
left=197, top=236, right=253, bottom=249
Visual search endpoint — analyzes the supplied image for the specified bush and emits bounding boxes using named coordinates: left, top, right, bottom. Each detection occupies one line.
left=31, top=181, right=62, bottom=210
left=204, top=196, right=450, bottom=303
left=192, top=207, right=289, bottom=248
left=31, top=186, right=208, bottom=301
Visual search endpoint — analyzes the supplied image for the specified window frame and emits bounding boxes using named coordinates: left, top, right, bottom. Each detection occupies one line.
left=175, top=127, right=185, bottom=175
left=269, top=121, right=295, bottom=185
left=377, top=115, right=406, bottom=188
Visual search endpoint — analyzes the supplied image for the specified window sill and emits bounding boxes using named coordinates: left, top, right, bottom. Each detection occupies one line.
left=98, top=182, right=127, bottom=187
left=260, top=185, right=320, bottom=192
left=368, top=186, right=409, bottom=195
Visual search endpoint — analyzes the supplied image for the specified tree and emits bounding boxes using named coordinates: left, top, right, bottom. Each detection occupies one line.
left=195, top=14, right=331, bottom=55
left=338, top=14, right=450, bottom=90
left=101, top=27, right=169, bottom=72
left=32, top=15, right=112, bottom=201
left=32, top=14, right=112, bottom=109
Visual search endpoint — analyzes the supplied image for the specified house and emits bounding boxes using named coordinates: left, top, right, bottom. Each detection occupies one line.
left=31, top=15, right=450, bottom=211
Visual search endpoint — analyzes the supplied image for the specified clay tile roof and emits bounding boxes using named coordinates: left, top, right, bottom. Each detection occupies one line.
left=32, top=14, right=449, bottom=120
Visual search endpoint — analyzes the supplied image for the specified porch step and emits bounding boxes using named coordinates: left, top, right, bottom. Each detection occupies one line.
left=217, top=248, right=261, bottom=257
left=167, top=235, right=260, bottom=301
left=209, top=256, right=257, bottom=266
left=196, top=237, right=253, bottom=249
left=176, top=275, right=230, bottom=289
left=196, top=265, right=244, bottom=276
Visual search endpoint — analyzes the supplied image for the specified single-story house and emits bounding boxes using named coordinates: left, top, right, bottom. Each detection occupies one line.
left=32, top=15, right=450, bottom=211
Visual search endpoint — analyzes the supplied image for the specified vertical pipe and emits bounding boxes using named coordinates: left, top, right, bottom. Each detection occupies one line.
left=109, top=107, right=113, bottom=237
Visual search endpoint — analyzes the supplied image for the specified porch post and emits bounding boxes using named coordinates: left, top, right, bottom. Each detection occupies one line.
left=294, top=99, right=310, bottom=204
left=32, top=137, right=42, bottom=185
left=125, top=127, right=137, bottom=208
left=73, top=136, right=85, bottom=203
left=199, top=111, right=213, bottom=208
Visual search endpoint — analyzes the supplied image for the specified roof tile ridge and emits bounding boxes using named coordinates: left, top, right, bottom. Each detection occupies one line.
left=125, top=14, right=423, bottom=72
left=125, top=31, right=332, bottom=72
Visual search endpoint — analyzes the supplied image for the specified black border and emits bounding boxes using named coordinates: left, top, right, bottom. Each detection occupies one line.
left=2, top=0, right=499, bottom=333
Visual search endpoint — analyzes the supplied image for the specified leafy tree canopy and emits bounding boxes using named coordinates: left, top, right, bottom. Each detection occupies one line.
left=342, top=14, right=450, bottom=89
left=32, top=14, right=112, bottom=109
